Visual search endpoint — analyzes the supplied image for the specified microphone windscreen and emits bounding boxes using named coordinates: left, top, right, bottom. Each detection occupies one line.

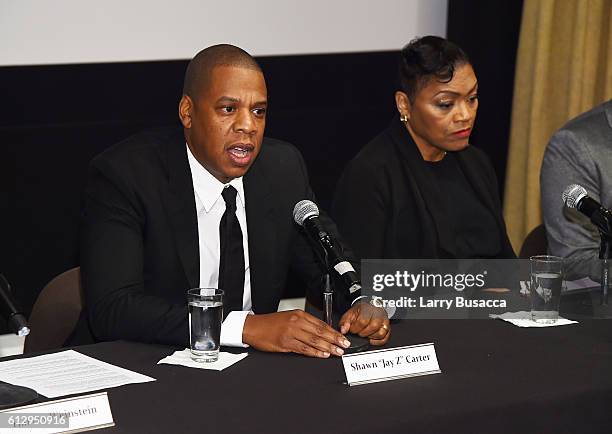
left=293, top=200, right=319, bottom=226
left=562, top=184, right=588, bottom=209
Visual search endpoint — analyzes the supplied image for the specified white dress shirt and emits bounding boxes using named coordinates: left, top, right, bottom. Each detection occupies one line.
left=186, top=144, right=252, bottom=347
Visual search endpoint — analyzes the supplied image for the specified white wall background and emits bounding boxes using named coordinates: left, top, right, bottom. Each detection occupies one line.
left=0, top=0, right=447, bottom=66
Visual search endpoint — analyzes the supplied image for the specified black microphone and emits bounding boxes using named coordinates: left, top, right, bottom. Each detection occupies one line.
left=293, top=200, right=361, bottom=297
left=0, top=275, right=30, bottom=336
left=563, top=184, right=612, bottom=237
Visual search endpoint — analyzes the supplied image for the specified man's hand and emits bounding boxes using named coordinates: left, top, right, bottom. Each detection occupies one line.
left=339, top=302, right=390, bottom=346
left=242, top=310, right=352, bottom=358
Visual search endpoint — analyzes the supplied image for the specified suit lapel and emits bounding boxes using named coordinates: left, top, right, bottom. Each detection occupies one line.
left=605, top=99, right=612, bottom=129
left=163, top=130, right=200, bottom=288
left=389, top=119, right=457, bottom=257
left=244, top=144, right=276, bottom=313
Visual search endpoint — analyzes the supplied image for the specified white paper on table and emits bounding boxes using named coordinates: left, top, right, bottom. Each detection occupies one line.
left=490, top=311, right=578, bottom=327
left=158, top=349, right=247, bottom=371
left=0, top=350, right=155, bottom=398
left=564, top=277, right=599, bottom=292
left=520, top=277, right=600, bottom=294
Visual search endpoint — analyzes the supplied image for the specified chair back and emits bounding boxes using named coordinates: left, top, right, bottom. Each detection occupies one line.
left=519, top=224, right=548, bottom=259
left=24, top=267, right=83, bottom=353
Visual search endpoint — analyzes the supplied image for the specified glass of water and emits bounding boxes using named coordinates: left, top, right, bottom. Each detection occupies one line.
left=187, top=288, right=224, bottom=362
left=529, top=256, right=564, bottom=323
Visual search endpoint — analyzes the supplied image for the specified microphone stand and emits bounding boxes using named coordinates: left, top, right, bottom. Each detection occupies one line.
left=0, top=275, right=37, bottom=409
left=318, top=252, right=369, bottom=354
left=599, top=233, right=611, bottom=306
left=323, top=274, right=334, bottom=328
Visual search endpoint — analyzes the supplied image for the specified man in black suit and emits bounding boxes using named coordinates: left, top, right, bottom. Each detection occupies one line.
left=81, top=44, right=389, bottom=358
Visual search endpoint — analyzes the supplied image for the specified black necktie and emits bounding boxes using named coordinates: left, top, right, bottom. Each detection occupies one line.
left=218, top=186, right=245, bottom=314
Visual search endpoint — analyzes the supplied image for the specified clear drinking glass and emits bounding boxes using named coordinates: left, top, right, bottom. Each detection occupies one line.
left=187, top=288, right=224, bottom=362
left=529, top=256, right=563, bottom=323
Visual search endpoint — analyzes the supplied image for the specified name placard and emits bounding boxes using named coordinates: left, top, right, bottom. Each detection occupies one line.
left=0, top=391, right=114, bottom=433
left=341, top=343, right=441, bottom=386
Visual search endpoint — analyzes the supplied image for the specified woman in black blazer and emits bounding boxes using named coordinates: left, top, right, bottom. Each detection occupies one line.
left=332, top=36, right=515, bottom=260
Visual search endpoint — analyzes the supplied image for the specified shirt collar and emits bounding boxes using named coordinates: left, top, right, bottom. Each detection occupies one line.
left=186, top=143, right=245, bottom=213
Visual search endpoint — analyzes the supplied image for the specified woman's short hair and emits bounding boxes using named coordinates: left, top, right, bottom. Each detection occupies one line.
left=398, top=36, right=470, bottom=102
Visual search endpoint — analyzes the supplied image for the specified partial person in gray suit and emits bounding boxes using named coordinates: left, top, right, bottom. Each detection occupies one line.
left=541, top=99, right=612, bottom=281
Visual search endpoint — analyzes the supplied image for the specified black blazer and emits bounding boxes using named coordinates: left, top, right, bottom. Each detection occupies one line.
left=80, top=128, right=349, bottom=346
left=332, top=118, right=515, bottom=260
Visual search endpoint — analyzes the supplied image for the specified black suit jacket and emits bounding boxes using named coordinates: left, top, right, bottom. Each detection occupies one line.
left=80, top=127, right=349, bottom=346
left=332, top=118, right=515, bottom=260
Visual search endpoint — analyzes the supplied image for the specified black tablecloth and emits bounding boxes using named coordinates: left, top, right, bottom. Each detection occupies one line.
left=2, top=320, right=612, bottom=434
left=7, top=319, right=612, bottom=433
